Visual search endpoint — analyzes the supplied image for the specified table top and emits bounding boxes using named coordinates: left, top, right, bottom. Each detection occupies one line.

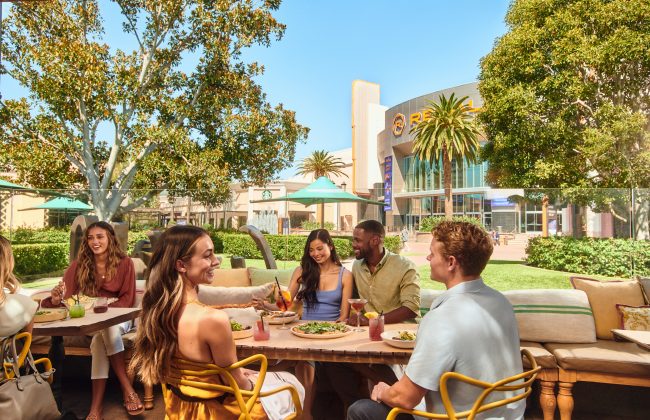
left=32, top=307, right=141, bottom=336
left=235, top=322, right=416, bottom=364
left=612, top=329, right=650, bottom=351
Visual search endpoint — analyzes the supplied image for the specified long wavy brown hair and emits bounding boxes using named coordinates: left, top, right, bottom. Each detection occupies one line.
left=75, top=221, right=125, bottom=296
left=0, top=235, right=20, bottom=306
left=129, top=225, right=207, bottom=386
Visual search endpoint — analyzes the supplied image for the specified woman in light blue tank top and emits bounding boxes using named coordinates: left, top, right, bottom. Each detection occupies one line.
left=282, top=229, right=354, bottom=420
left=292, top=229, right=353, bottom=322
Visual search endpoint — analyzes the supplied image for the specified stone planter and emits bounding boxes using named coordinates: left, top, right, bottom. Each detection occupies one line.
left=415, top=232, right=432, bottom=243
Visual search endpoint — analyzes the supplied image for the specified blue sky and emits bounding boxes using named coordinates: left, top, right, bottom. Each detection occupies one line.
left=1, top=0, right=511, bottom=179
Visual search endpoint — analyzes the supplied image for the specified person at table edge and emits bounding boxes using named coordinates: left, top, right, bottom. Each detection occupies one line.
left=347, top=221, right=524, bottom=420
left=349, top=219, right=420, bottom=325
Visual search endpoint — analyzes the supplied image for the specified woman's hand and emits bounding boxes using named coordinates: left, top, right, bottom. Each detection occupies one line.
left=251, top=297, right=274, bottom=311
left=50, top=281, right=66, bottom=306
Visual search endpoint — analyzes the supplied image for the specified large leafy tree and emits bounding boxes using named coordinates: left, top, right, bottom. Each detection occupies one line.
left=295, top=150, right=348, bottom=180
left=410, top=93, right=481, bottom=220
left=479, top=0, right=650, bottom=191
left=0, top=0, right=308, bottom=221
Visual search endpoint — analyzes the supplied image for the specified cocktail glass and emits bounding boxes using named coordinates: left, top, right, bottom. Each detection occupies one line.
left=348, top=298, right=367, bottom=332
left=369, top=315, right=384, bottom=341
left=277, top=290, right=292, bottom=330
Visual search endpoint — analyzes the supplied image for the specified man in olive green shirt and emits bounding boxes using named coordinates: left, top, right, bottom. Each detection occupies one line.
left=349, top=219, right=420, bottom=326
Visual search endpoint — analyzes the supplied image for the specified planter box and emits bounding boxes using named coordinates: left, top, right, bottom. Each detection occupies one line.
left=415, top=232, right=432, bottom=243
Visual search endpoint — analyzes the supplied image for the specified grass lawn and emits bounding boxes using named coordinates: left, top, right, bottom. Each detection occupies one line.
left=22, top=255, right=613, bottom=292
left=418, top=260, right=615, bottom=291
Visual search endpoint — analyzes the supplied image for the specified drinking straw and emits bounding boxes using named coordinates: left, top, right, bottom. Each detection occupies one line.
left=259, top=314, right=265, bottom=332
left=275, top=276, right=288, bottom=309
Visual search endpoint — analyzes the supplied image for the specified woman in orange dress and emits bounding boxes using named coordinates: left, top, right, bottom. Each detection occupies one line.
left=130, top=225, right=303, bottom=419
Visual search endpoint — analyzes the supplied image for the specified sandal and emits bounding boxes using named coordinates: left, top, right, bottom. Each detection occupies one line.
left=123, top=391, right=144, bottom=416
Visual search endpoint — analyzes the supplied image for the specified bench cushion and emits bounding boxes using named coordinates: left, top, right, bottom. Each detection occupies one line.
left=545, top=340, right=650, bottom=376
left=209, top=268, right=250, bottom=287
left=248, top=267, right=294, bottom=287
left=520, top=341, right=557, bottom=368
left=504, top=289, right=596, bottom=343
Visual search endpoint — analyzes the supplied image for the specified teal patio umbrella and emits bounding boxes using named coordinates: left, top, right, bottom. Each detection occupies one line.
left=250, top=176, right=384, bottom=228
left=20, top=197, right=93, bottom=211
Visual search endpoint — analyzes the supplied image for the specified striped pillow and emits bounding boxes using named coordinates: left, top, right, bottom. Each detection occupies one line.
left=504, top=289, right=597, bottom=343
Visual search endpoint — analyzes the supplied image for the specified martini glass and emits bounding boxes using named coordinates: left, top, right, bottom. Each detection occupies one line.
left=348, top=298, right=368, bottom=332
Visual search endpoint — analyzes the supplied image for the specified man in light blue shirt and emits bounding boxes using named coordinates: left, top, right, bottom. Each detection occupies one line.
left=348, top=221, right=524, bottom=420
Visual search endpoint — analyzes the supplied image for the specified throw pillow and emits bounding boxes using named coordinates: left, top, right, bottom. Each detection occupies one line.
left=209, top=268, right=250, bottom=287
left=616, top=304, right=650, bottom=331
left=248, top=267, right=295, bottom=287
left=503, top=289, right=597, bottom=343
left=198, top=282, right=274, bottom=306
left=570, top=276, right=645, bottom=340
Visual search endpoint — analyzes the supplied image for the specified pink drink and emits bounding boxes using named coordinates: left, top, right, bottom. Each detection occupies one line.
left=254, top=320, right=270, bottom=341
left=351, top=302, right=365, bottom=312
left=369, top=316, right=384, bottom=341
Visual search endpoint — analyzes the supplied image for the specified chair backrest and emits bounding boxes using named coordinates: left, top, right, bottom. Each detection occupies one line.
left=161, top=353, right=302, bottom=420
left=387, top=349, right=541, bottom=420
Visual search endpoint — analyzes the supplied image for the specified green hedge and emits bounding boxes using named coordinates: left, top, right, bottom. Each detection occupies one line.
left=3, top=227, right=70, bottom=244
left=526, top=237, right=650, bottom=278
left=12, top=243, right=70, bottom=276
left=220, top=233, right=400, bottom=260
left=419, top=216, right=486, bottom=232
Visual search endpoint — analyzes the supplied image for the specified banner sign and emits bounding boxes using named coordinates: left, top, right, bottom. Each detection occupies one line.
left=384, top=156, right=393, bottom=211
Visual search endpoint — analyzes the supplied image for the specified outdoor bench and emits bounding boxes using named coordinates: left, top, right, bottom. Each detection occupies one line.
left=422, top=280, right=650, bottom=420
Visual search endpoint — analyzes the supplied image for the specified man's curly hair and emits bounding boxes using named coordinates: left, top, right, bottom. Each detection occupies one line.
left=432, top=221, right=493, bottom=276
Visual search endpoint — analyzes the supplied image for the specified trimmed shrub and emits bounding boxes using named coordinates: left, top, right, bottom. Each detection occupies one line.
left=301, top=220, right=335, bottom=231
left=5, top=227, right=69, bottom=244
left=13, top=243, right=70, bottom=276
left=220, top=233, right=355, bottom=261
left=419, top=216, right=485, bottom=232
left=384, top=236, right=401, bottom=254
left=127, top=231, right=150, bottom=254
left=526, top=237, right=650, bottom=278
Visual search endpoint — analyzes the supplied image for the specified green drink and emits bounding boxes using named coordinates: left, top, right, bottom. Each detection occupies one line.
left=69, top=303, right=86, bottom=318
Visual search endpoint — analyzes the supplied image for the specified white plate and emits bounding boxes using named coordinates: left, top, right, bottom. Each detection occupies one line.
left=290, top=324, right=353, bottom=339
left=34, top=308, right=68, bottom=323
left=381, top=331, right=417, bottom=349
left=232, top=327, right=254, bottom=340
left=263, top=311, right=298, bottom=325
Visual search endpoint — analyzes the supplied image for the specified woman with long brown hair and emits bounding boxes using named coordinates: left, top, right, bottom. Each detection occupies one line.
left=43, top=221, right=141, bottom=419
left=130, top=225, right=303, bottom=419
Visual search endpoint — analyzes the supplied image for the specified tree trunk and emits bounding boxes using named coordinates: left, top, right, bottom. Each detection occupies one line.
left=443, top=149, right=453, bottom=221
left=542, top=195, right=549, bottom=237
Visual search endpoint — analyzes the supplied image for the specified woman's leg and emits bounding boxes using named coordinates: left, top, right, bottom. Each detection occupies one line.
left=89, top=333, right=110, bottom=418
left=102, top=321, right=143, bottom=414
left=296, top=361, right=315, bottom=420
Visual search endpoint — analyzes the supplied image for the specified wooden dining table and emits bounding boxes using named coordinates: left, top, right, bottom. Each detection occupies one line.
left=235, top=321, right=416, bottom=364
left=31, top=307, right=142, bottom=410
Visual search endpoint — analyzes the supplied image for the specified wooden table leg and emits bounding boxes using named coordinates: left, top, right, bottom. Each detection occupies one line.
left=540, top=380, right=557, bottom=420
left=557, top=381, right=574, bottom=420
left=48, top=336, right=65, bottom=411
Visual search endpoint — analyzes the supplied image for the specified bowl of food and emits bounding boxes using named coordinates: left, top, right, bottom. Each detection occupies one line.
left=381, top=330, right=417, bottom=349
left=290, top=321, right=352, bottom=339
left=230, top=320, right=253, bottom=339
left=33, top=308, right=68, bottom=323
left=260, top=310, right=298, bottom=325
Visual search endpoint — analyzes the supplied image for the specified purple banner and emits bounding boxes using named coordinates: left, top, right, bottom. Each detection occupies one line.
left=384, top=156, right=392, bottom=211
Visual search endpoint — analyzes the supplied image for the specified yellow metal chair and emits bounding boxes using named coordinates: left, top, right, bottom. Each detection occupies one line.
left=162, top=353, right=303, bottom=420
left=2, top=332, right=53, bottom=383
left=387, top=349, right=540, bottom=420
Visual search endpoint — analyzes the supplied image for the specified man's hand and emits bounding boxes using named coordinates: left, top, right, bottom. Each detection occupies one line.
left=371, top=382, right=390, bottom=403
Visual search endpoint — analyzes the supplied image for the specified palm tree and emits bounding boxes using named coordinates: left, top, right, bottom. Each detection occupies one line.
left=295, top=150, right=348, bottom=179
left=296, top=150, right=348, bottom=227
left=411, top=93, right=481, bottom=220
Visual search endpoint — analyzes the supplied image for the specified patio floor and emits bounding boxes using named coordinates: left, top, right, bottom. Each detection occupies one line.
left=57, top=357, right=650, bottom=419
